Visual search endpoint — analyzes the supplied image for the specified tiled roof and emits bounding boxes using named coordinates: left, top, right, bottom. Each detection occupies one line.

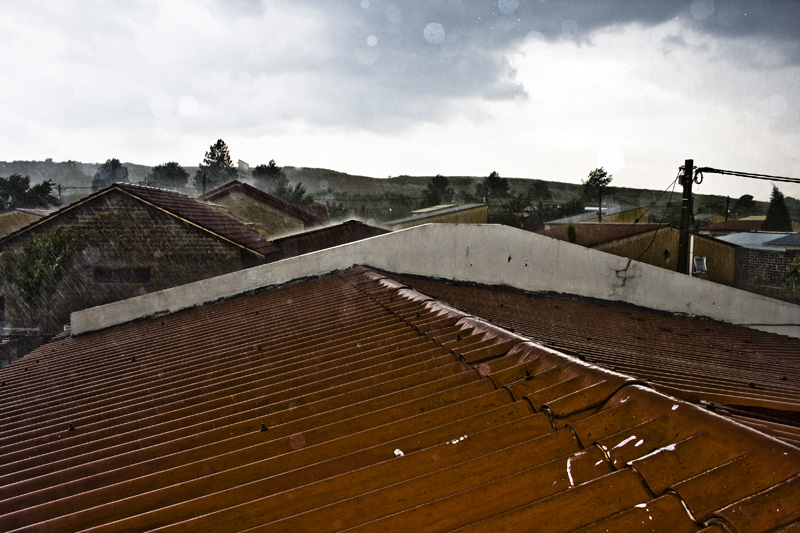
left=704, top=219, right=765, bottom=233
left=1, top=267, right=798, bottom=531
left=0, top=184, right=279, bottom=257
left=114, top=183, right=279, bottom=256
left=394, top=275, right=800, bottom=443
left=201, top=180, right=328, bottom=226
left=270, top=219, right=390, bottom=260
left=538, top=223, right=667, bottom=248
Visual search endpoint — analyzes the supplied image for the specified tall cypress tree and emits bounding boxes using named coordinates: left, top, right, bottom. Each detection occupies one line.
left=763, top=185, right=792, bottom=231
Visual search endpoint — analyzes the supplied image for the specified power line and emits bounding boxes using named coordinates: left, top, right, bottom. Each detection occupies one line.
left=634, top=174, right=680, bottom=262
left=607, top=172, right=681, bottom=251
left=695, top=167, right=800, bottom=185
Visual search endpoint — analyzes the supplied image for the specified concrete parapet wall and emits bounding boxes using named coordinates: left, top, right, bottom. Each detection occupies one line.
left=72, top=224, right=800, bottom=338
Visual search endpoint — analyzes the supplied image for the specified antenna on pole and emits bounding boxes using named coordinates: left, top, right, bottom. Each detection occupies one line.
left=676, top=159, right=694, bottom=275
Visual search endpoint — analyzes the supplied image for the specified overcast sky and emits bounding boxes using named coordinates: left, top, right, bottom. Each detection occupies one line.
left=2, top=0, right=799, bottom=201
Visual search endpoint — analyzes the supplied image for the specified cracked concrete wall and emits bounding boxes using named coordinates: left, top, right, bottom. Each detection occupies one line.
left=72, top=223, right=800, bottom=338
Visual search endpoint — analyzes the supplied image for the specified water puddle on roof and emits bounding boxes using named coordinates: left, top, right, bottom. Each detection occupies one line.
left=633, top=443, right=677, bottom=462
left=394, top=449, right=404, bottom=457
left=566, top=457, right=574, bottom=487
left=612, top=435, right=637, bottom=450
left=447, top=434, right=468, bottom=444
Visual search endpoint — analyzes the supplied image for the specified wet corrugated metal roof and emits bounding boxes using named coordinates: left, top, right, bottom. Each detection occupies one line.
left=394, top=274, right=800, bottom=444
left=0, top=267, right=798, bottom=531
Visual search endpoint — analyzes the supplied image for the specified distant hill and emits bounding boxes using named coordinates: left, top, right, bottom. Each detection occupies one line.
left=1, top=160, right=788, bottom=224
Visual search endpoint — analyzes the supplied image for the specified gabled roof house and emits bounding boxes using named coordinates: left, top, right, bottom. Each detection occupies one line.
left=0, top=183, right=278, bottom=333
left=201, top=180, right=328, bottom=238
left=1, top=224, right=799, bottom=531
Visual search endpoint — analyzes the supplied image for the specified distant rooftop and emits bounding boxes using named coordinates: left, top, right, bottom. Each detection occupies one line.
left=717, top=232, right=792, bottom=251
left=386, top=203, right=486, bottom=227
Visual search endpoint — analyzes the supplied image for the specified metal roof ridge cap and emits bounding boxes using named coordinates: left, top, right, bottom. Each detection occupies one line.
left=454, top=316, right=528, bottom=345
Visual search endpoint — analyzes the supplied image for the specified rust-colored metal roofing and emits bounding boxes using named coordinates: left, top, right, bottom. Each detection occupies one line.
left=270, top=219, right=390, bottom=260
left=201, top=180, right=328, bottom=226
left=1, top=267, right=798, bottom=531
left=538, top=223, right=668, bottom=248
left=394, top=274, right=800, bottom=445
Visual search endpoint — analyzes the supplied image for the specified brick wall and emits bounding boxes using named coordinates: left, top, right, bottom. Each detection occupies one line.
left=734, top=247, right=800, bottom=301
left=1, top=190, right=259, bottom=333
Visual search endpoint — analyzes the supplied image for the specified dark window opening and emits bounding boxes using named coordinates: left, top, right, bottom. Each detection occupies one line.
left=93, top=267, right=151, bottom=283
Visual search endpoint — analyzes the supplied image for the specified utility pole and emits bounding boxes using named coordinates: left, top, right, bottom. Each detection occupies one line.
left=676, top=159, right=693, bottom=275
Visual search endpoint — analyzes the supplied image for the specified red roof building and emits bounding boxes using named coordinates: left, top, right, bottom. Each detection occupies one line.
left=2, top=224, right=799, bottom=530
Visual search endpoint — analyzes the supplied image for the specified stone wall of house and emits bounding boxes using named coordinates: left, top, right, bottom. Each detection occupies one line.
left=1, top=190, right=257, bottom=333
left=734, top=248, right=800, bottom=302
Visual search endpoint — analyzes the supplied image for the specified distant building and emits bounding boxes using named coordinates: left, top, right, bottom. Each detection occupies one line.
left=719, top=231, right=800, bottom=301
left=544, top=206, right=648, bottom=229
left=0, top=208, right=53, bottom=238
left=0, top=183, right=278, bottom=333
left=538, top=223, right=736, bottom=286
left=385, top=204, right=487, bottom=230
left=201, top=180, right=328, bottom=238
left=269, top=220, right=389, bottom=261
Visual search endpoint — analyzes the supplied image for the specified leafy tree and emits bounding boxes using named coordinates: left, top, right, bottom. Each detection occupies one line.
left=528, top=180, right=552, bottom=201
left=0, top=226, right=76, bottom=323
left=476, top=171, right=509, bottom=201
left=252, top=159, right=286, bottom=190
left=0, top=174, right=59, bottom=211
left=763, top=185, right=792, bottom=231
left=272, top=175, right=314, bottom=205
left=582, top=167, right=612, bottom=204
left=421, top=175, right=454, bottom=208
left=194, top=139, right=236, bottom=191
left=582, top=167, right=612, bottom=221
left=146, top=162, right=189, bottom=189
left=325, top=200, right=351, bottom=222
left=91, top=158, right=129, bottom=190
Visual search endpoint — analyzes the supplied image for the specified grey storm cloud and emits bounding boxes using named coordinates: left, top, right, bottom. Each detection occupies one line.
left=267, top=0, right=800, bottom=130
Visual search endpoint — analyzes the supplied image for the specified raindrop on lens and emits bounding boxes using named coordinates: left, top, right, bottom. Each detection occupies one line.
left=498, top=0, right=519, bottom=15
left=562, top=20, right=579, bottom=38
left=424, top=23, right=445, bottom=44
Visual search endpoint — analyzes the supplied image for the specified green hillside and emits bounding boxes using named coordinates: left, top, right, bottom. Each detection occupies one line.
left=0, top=160, right=788, bottom=225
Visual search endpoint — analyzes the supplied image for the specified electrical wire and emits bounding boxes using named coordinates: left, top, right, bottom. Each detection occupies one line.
left=606, top=172, right=682, bottom=250
left=634, top=174, right=680, bottom=262
left=695, top=167, right=800, bottom=185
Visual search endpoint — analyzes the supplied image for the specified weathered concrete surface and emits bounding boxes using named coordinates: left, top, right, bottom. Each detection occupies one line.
left=72, top=224, right=800, bottom=337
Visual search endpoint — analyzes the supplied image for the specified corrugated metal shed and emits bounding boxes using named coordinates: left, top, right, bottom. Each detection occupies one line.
left=0, top=267, right=798, bottom=531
